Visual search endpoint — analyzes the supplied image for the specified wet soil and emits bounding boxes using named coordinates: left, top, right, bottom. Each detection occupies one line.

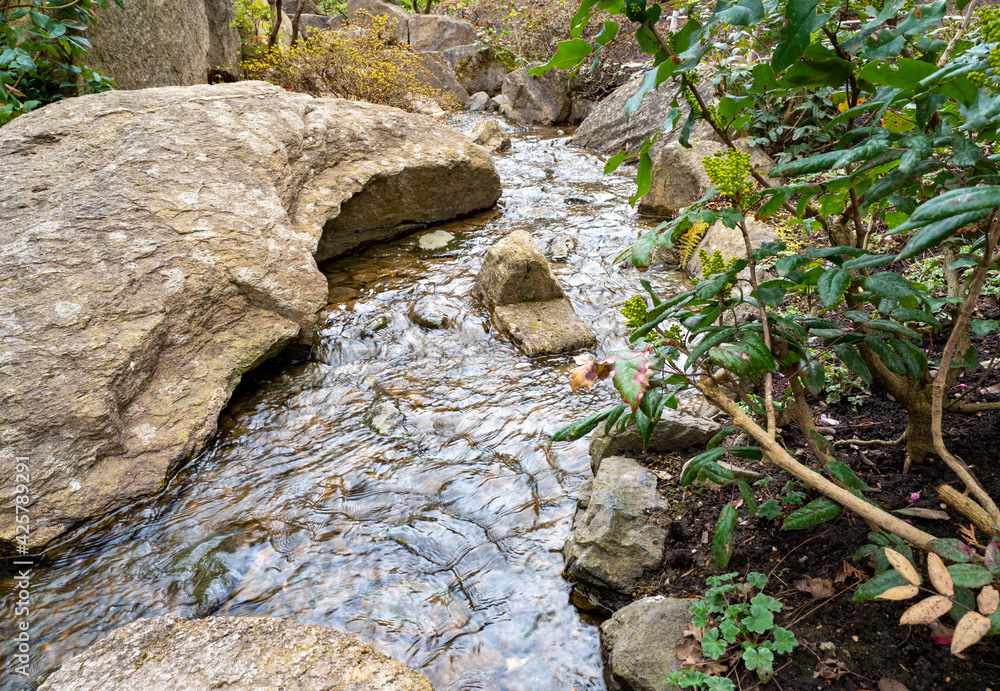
left=618, top=339, right=1000, bottom=690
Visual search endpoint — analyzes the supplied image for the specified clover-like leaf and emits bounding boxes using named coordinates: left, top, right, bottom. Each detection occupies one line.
left=701, top=628, right=729, bottom=659
left=771, top=626, right=798, bottom=654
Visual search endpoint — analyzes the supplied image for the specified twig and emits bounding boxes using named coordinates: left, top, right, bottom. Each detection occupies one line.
left=833, top=429, right=907, bottom=448
left=696, top=376, right=939, bottom=549
left=938, top=0, right=979, bottom=67
left=929, top=212, right=1000, bottom=536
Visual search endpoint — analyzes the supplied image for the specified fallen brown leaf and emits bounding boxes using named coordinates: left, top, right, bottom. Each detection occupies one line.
left=877, top=678, right=909, bottom=691
left=794, top=576, right=836, bottom=599
left=813, top=658, right=850, bottom=679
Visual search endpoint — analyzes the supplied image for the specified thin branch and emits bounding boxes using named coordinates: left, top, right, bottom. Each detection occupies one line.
left=267, top=0, right=283, bottom=50
left=946, top=400, right=1000, bottom=413
left=833, top=429, right=908, bottom=448
left=938, top=0, right=979, bottom=67
left=930, top=212, right=1000, bottom=536
left=695, top=376, right=938, bottom=550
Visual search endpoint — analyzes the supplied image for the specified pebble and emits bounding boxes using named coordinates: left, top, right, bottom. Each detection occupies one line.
left=418, top=230, right=455, bottom=250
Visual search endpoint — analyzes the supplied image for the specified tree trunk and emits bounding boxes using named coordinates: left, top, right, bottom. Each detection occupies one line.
left=267, top=0, right=283, bottom=50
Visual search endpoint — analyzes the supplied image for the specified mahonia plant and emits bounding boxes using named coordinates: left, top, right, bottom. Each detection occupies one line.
left=621, top=295, right=649, bottom=329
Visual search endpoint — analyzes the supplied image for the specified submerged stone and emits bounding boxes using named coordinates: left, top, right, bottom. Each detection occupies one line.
left=38, top=615, right=434, bottom=690
left=418, top=230, right=456, bottom=250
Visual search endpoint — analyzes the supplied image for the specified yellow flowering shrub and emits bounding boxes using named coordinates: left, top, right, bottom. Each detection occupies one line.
left=241, top=11, right=450, bottom=111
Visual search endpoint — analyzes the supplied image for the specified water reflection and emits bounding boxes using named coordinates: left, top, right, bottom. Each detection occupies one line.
left=1, top=119, right=687, bottom=690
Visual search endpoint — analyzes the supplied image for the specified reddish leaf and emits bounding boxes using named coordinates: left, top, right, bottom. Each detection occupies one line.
left=986, top=539, right=1000, bottom=575
left=608, top=348, right=652, bottom=411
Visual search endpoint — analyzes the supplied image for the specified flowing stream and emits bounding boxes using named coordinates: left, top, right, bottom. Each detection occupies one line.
left=1, top=117, right=688, bottom=691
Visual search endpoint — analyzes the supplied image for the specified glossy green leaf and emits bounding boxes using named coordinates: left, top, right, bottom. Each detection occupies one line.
left=529, top=38, right=592, bottom=75
left=947, top=564, right=995, bottom=588
left=817, top=267, right=850, bottom=307
left=827, top=460, right=870, bottom=491
left=737, top=479, right=758, bottom=517
left=552, top=406, right=616, bottom=441
left=783, top=496, right=843, bottom=530
left=772, top=0, right=833, bottom=72
left=854, top=569, right=913, bottom=601
left=714, top=504, right=738, bottom=569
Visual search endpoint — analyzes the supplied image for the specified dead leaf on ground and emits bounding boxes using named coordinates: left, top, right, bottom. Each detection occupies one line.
left=894, top=507, right=951, bottom=520
left=674, top=638, right=727, bottom=675
left=813, top=658, right=850, bottom=679
left=648, top=467, right=673, bottom=482
left=682, top=623, right=705, bottom=642
left=837, top=560, right=865, bottom=583
left=877, top=678, right=910, bottom=691
left=794, top=577, right=836, bottom=599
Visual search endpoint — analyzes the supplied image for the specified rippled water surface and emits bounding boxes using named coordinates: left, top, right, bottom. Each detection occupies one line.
left=1, top=117, right=688, bottom=690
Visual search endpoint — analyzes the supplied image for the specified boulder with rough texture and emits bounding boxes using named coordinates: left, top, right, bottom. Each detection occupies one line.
left=600, top=597, right=693, bottom=691
left=476, top=230, right=564, bottom=311
left=38, top=615, right=434, bottom=691
left=409, top=14, right=478, bottom=51
left=572, top=77, right=715, bottom=155
left=493, top=299, right=597, bottom=357
left=285, top=0, right=324, bottom=15
left=470, top=119, right=511, bottom=152
left=442, top=44, right=509, bottom=95
left=298, top=13, right=347, bottom=35
left=0, top=81, right=501, bottom=550
left=685, top=218, right=779, bottom=279
left=84, top=0, right=239, bottom=90
left=638, top=138, right=777, bottom=217
left=501, top=64, right=571, bottom=126
left=569, top=97, right=596, bottom=124
left=347, top=0, right=410, bottom=43
left=415, top=51, right=470, bottom=107
left=476, top=231, right=595, bottom=355
left=564, top=456, right=669, bottom=593
left=466, top=91, right=497, bottom=111
left=589, top=415, right=722, bottom=472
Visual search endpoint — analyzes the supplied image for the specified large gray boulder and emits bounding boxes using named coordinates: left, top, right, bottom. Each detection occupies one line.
left=84, top=0, right=239, bottom=89
left=590, top=415, right=722, bottom=473
left=572, top=77, right=715, bottom=155
left=638, top=138, right=777, bottom=217
left=563, top=456, right=669, bottom=593
left=476, top=231, right=595, bottom=356
left=297, top=13, right=347, bottom=35
left=408, top=14, right=478, bottom=51
left=38, top=615, right=434, bottom=691
left=415, top=51, right=470, bottom=107
left=501, top=64, right=571, bottom=126
left=601, top=597, right=693, bottom=691
left=0, top=81, right=501, bottom=550
left=442, top=44, right=509, bottom=96
left=347, top=0, right=410, bottom=43
left=686, top=218, right=779, bottom=279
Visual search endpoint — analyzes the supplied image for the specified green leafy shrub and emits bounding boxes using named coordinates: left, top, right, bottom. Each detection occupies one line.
left=546, top=0, right=1000, bottom=655
left=1, top=0, right=121, bottom=126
